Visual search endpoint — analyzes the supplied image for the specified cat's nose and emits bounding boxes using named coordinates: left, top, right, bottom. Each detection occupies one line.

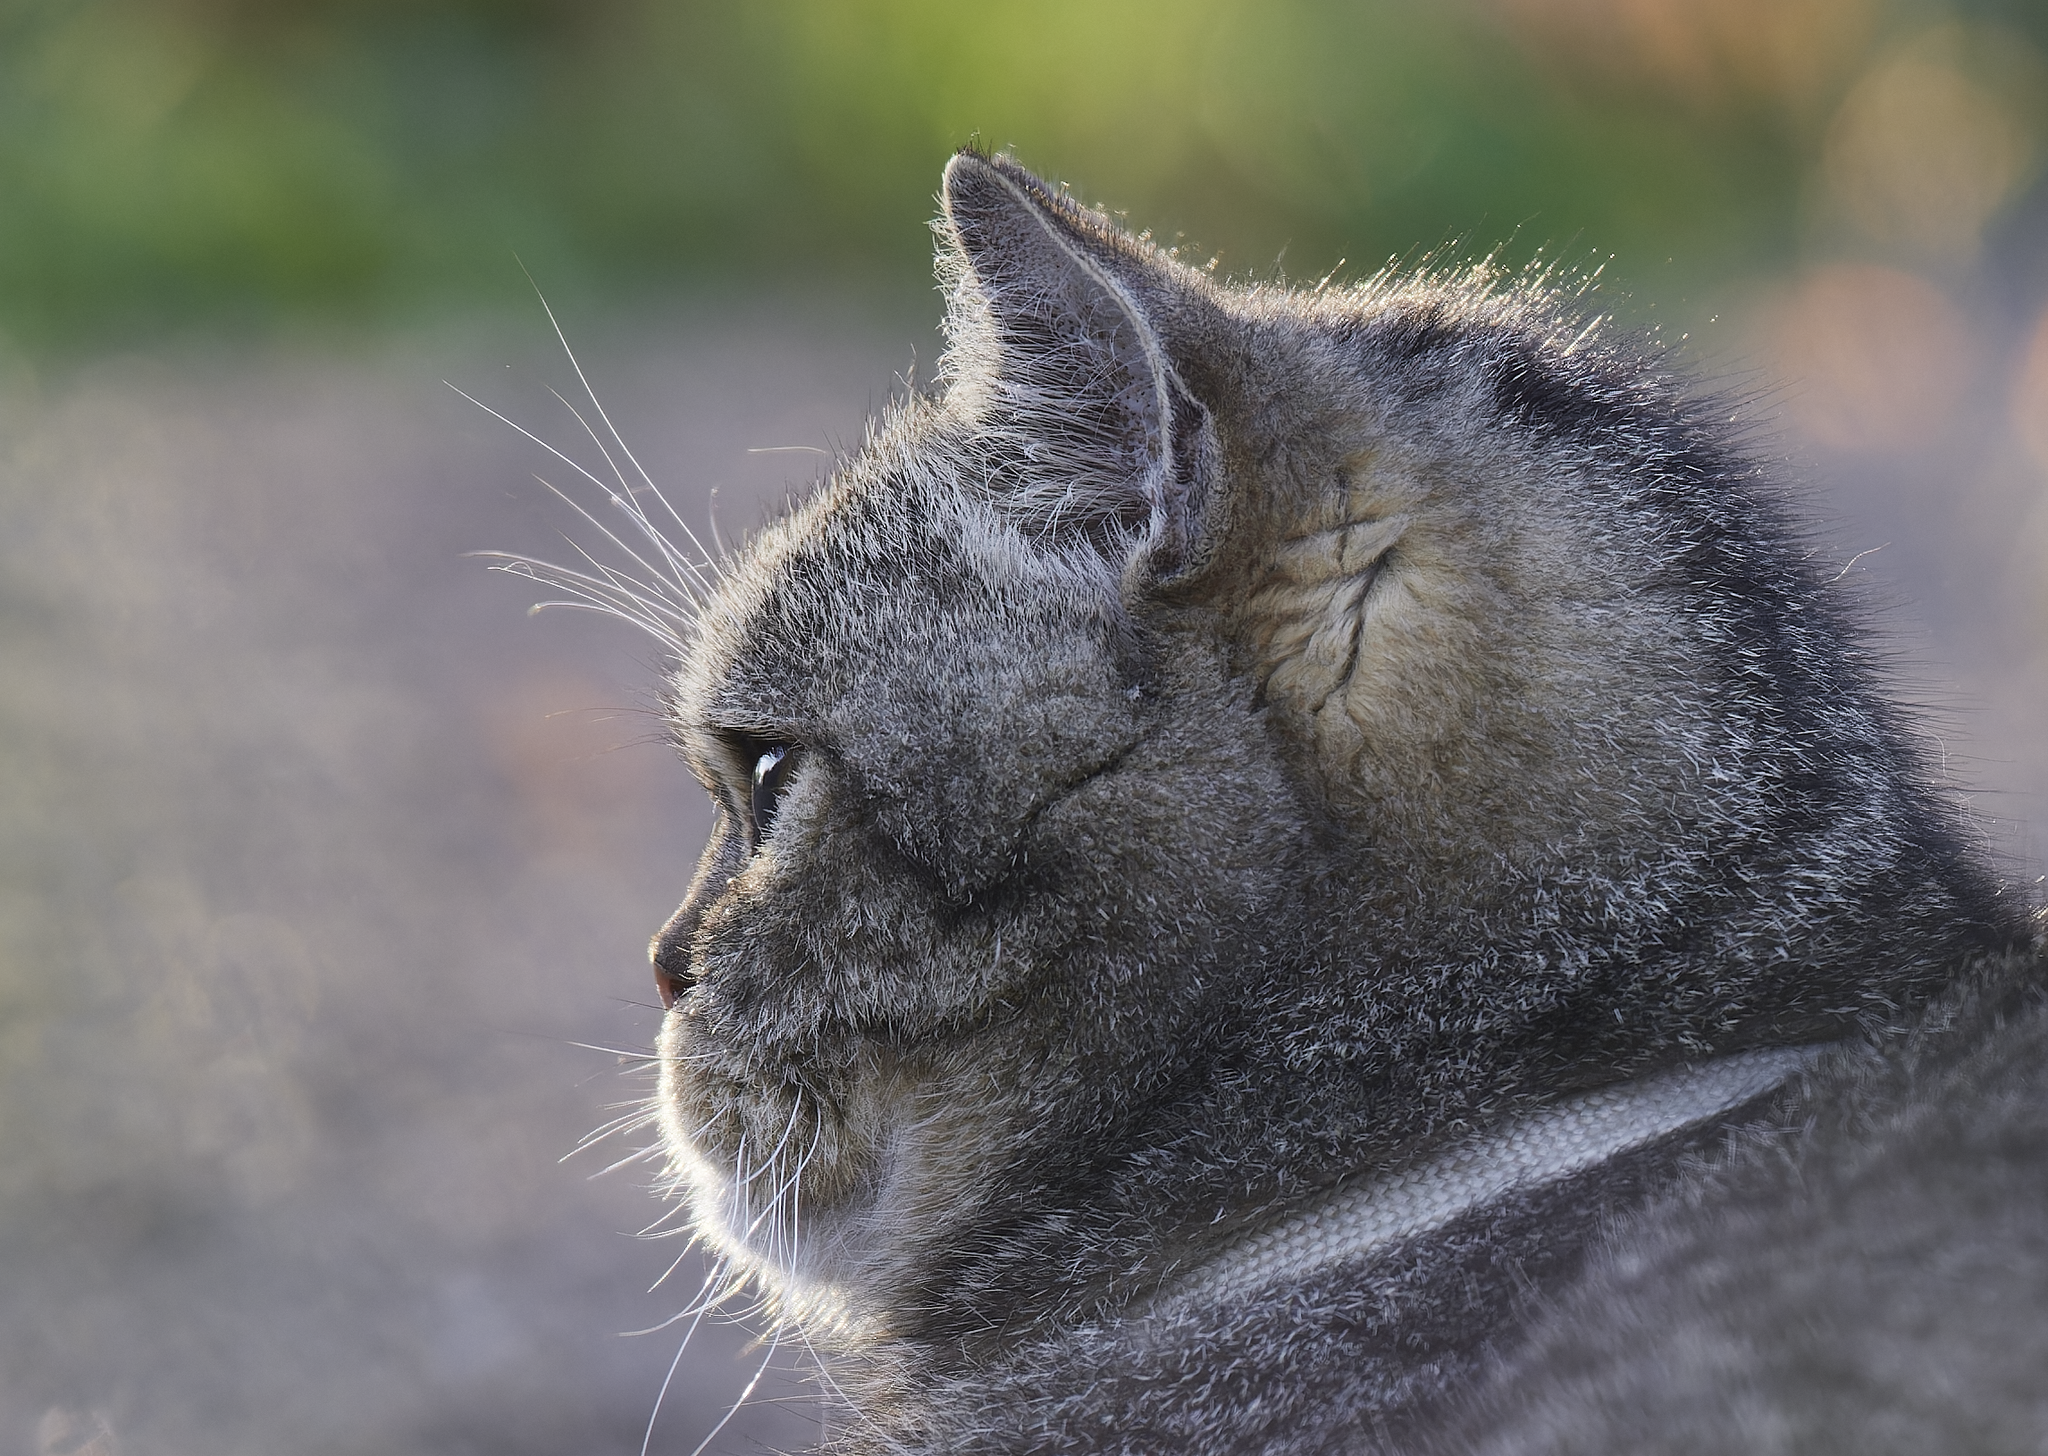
left=650, top=902, right=699, bottom=1008
left=652, top=953, right=692, bottom=1009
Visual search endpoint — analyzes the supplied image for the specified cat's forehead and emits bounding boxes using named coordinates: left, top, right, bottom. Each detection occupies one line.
left=742, top=421, right=992, bottom=613
left=679, top=408, right=1114, bottom=728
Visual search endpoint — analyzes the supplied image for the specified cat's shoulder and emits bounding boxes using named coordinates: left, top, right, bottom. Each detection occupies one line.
left=828, top=946, right=2048, bottom=1456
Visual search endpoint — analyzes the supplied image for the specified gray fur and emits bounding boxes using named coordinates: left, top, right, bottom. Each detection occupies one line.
left=626, top=152, right=2040, bottom=1452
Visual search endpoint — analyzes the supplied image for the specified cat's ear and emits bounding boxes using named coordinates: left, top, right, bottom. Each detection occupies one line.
left=938, top=150, right=1219, bottom=581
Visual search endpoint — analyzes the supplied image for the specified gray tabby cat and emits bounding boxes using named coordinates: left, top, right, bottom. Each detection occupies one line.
left=613, top=152, right=2046, bottom=1452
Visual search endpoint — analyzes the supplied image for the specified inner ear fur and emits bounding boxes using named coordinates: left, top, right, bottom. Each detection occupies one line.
left=938, top=151, right=1220, bottom=580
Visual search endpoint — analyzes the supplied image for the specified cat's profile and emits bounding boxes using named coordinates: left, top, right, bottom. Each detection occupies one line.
left=543, top=151, right=2046, bottom=1452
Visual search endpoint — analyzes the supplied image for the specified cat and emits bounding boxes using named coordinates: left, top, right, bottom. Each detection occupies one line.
left=531, top=151, right=2046, bottom=1453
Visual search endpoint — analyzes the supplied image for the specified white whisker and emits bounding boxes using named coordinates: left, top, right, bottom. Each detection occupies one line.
left=567, top=1108, right=660, bottom=1159
left=590, top=1141, right=666, bottom=1179
left=636, top=1199, right=698, bottom=1239
left=740, top=1094, right=806, bottom=1191
left=533, top=478, right=703, bottom=616
left=522, top=273, right=700, bottom=542
left=445, top=382, right=624, bottom=501
left=454, top=299, right=732, bottom=663
left=542, top=387, right=721, bottom=597
left=741, top=1142, right=807, bottom=1244
left=637, top=1285, right=725, bottom=1456
left=678, top=1324, right=784, bottom=1456
left=628, top=1257, right=739, bottom=1334
left=706, top=485, right=728, bottom=559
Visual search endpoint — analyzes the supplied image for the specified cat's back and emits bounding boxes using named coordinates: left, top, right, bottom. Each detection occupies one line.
left=1451, top=947, right=2048, bottom=1456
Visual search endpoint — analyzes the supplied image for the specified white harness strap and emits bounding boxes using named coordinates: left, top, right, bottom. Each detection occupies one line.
left=1168, top=1045, right=1826, bottom=1310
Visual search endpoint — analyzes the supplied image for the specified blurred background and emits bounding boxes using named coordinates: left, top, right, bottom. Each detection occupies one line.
left=2, top=1, right=2045, bottom=1452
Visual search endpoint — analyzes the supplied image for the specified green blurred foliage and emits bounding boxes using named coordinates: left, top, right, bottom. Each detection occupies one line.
left=0, top=0, right=2041, bottom=354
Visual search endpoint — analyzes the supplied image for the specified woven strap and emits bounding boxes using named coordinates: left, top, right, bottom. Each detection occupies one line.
left=1166, top=1044, right=1825, bottom=1310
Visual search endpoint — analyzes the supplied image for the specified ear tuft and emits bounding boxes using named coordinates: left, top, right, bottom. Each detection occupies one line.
left=937, top=151, right=1214, bottom=577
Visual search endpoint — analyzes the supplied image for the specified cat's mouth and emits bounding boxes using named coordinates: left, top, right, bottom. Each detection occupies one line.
left=654, top=1006, right=1019, bottom=1332
left=654, top=1011, right=905, bottom=1306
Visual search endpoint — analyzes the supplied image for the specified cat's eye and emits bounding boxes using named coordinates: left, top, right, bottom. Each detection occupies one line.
left=750, top=744, right=799, bottom=844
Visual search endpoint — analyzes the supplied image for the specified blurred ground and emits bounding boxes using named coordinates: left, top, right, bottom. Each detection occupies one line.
left=0, top=268, right=2043, bottom=1456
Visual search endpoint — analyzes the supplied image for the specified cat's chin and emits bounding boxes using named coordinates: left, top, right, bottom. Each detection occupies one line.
left=653, top=1011, right=972, bottom=1335
left=658, top=1134, right=881, bottom=1337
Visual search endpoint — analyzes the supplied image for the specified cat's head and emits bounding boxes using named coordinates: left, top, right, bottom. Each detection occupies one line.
left=648, top=152, right=2010, bottom=1342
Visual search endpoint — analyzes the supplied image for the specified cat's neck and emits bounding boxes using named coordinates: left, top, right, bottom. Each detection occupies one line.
left=1156, top=1044, right=1828, bottom=1313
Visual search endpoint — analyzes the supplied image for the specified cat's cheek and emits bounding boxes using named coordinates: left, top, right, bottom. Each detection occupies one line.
left=652, top=1010, right=885, bottom=1271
